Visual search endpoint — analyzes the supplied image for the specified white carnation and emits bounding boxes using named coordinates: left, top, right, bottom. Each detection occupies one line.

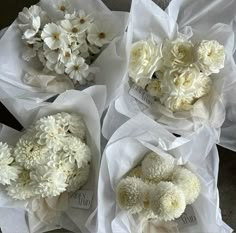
left=162, top=38, right=194, bottom=68
left=196, top=40, right=225, bottom=75
left=141, top=152, right=175, bottom=182
left=31, top=166, right=67, bottom=198
left=149, top=182, right=186, bottom=221
left=129, top=38, right=162, bottom=82
left=116, top=177, right=147, bottom=214
left=171, top=167, right=201, bottom=205
left=6, top=169, right=35, bottom=200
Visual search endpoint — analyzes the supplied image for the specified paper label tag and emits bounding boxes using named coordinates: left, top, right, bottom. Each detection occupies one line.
left=175, top=205, right=198, bottom=227
left=69, top=190, right=93, bottom=209
left=129, top=83, right=155, bottom=107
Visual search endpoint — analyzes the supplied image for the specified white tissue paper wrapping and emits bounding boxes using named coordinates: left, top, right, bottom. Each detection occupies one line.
left=102, top=0, right=236, bottom=141
left=0, top=0, right=129, bottom=107
left=0, top=86, right=106, bottom=233
left=87, top=113, right=233, bottom=233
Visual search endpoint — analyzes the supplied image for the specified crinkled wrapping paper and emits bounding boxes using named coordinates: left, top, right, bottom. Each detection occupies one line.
left=0, top=86, right=106, bottom=233
left=87, top=113, right=233, bottom=233
left=0, top=0, right=129, bottom=107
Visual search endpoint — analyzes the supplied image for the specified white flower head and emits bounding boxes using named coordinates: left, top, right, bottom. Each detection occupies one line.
left=66, top=164, right=90, bottom=192
left=54, top=0, right=73, bottom=15
left=146, top=79, right=162, bottom=97
left=77, top=10, right=94, bottom=29
left=65, top=56, right=89, bottom=83
left=0, top=142, right=20, bottom=185
left=22, top=38, right=42, bottom=61
left=171, top=167, right=200, bottom=205
left=149, top=182, right=186, bottom=221
left=129, top=38, right=163, bottom=82
left=162, top=38, right=194, bottom=68
left=196, top=40, right=225, bottom=75
left=41, top=23, right=68, bottom=50
left=59, top=47, right=72, bottom=64
left=116, top=177, right=147, bottom=214
left=31, top=166, right=67, bottom=198
left=142, top=152, right=175, bottom=182
left=87, top=22, right=115, bottom=47
left=193, top=72, right=212, bottom=99
left=6, top=169, right=35, bottom=200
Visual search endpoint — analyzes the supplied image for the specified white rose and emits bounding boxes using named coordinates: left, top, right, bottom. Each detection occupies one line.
left=162, top=38, right=194, bottom=68
left=129, top=38, right=162, bottom=82
left=196, top=40, right=225, bottom=75
left=146, top=79, right=162, bottom=97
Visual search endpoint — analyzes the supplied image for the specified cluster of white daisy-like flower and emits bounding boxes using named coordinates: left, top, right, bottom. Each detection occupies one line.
left=116, top=152, right=200, bottom=221
left=0, top=112, right=91, bottom=200
left=129, top=36, right=225, bottom=112
left=17, top=0, right=115, bottom=85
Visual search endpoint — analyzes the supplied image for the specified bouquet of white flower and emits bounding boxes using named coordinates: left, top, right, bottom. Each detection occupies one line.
left=0, top=0, right=128, bottom=106
left=0, top=87, right=106, bottom=233
left=87, top=113, right=232, bottom=233
left=103, top=0, right=236, bottom=139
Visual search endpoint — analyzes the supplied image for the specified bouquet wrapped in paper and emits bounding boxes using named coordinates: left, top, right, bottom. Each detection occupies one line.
left=0, top=86, right=106, bottom=233
left=103, top=0, right=236, bottom=140
left=0, top=0, right=128, bottom=107
left=87, top=113, right=232, bottom=233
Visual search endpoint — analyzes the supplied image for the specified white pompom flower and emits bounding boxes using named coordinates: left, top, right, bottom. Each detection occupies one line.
left=128, top=166, right=143, bottom=178
left=31, top=166, right=67, bottom=198
left=65, top=56, right=89, bottom=83
left=0, top=142, right=20, bottom=185
left=6, top=169, right=35, bottom=200
left=116, top=177, right=147, bottom=214
left=41, top=23, right=68, bottom=50
left=196, top=40, right=225, bottom=75
left=149, top=182, right=186, bottom=221
left=171, top=167, right=201, bottom=205
left=141, top=152, right=175, bottom=182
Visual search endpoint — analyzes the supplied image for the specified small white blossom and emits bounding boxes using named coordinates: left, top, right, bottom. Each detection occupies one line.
left=129, top=38, right=162, bottom=82
left=54, top=0, right=73, bottom=15
left=141, top=152, right=175, bottom=182
left=149, top=182, right=186, bottom=221
left=116, top=177, right=147, bottom=214
left=0, top=142, right=20, bottom=185
left=58, top=48, right=72, bottom=64
left=171, top=167, right=200, bottom=205
left=22, top=38, right=42, bottom=61
left=65, top=57, right=89, bottom=83
left=146, top=79, right=162, bottom=97
left=60, top=19, right=86, bottom=37
left=6, top=169, right=35, bottom=200
left=196, top=40, right=225, bottom=75
left=41, top=23, right=68, bottom=50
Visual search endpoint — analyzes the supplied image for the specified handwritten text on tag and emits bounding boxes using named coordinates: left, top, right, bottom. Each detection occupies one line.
left=70, top=190, right=93, bottom=209
left=176, top=205, right=198, bottom=227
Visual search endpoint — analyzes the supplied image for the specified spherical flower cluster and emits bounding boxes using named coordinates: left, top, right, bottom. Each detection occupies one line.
left=0, top=112, right=91, bottom=200
left=17, top=2, right=115, bottom=86
left=117, top=151, right=201, bottom=222
left=129, top=36, right=225, bottom=112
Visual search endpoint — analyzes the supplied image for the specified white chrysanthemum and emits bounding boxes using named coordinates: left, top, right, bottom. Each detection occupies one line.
left=41, top=23, right=68, bottom=50
left=34, top=115, right=66, bottom=149
left=162, top=38, right=194, bottom=68
left=146, top=79, right=162, bottom=97
left=18, top=5, right=49, bottom=39
left=66, top=164, right=90, bottom=192
left=31, top=166, right=67, bottom=198
left=65, top=57, right=89, bottom=83
left=116, top=177, right=147, bottom=214
left=54, top=0, right=73, bottom=15
left=62, top=136, right=91, bottom=167
left=128, top=166, right=143, bottom=178
left=196, top=40, right=225, bottom=75
left=149, top=182, right=186, bottom=221
left=171, top=167, right=201, bottom=205
left=0, top=142, right=20, bottom=185
left=142, top=152, right=175, bottom=182
left=129, top=38, right=162, bottom=82
left=163, top=95, right=195, bottom=112
left=87, top=22, right=115, bottom=47
left=13, top=136, right=48, bottom=169
left=6, top=169, right=35, bottom=200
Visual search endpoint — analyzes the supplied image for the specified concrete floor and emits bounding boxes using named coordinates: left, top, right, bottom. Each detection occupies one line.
left=0, top=0, right=235, bottom=232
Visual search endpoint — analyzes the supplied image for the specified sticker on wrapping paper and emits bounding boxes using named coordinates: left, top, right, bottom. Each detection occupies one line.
left=176, top=205, right=198, bottom=227
left=129, top=83, right=155, bottom=106
left=69, top=190, right=93, bottom=209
